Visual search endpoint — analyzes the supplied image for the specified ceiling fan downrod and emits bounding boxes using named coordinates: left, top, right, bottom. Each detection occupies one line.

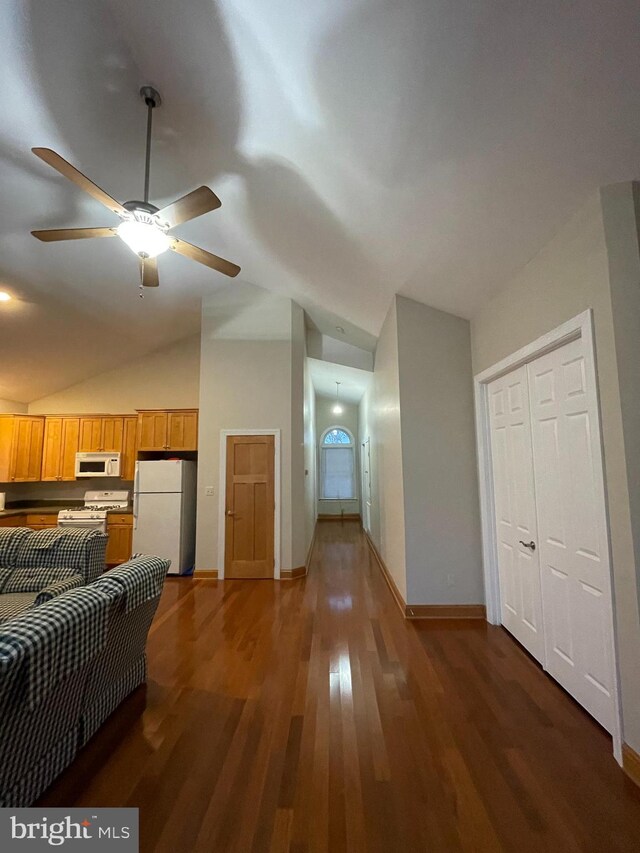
left=139, top=86, right=161, bottom=204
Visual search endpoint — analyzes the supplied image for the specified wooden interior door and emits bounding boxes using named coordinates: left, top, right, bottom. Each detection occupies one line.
left=224, top=434, right=275, bottom=579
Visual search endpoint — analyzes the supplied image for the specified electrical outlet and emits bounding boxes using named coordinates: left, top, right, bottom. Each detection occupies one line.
left=447, top=573, right=455, bottom=587
left=205, top=486, right=215, bottom=497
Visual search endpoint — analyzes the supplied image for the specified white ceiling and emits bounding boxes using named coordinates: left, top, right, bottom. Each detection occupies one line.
left=1, top=0, right=640, bottom=402
left=308, top=358, right=371, bottom=405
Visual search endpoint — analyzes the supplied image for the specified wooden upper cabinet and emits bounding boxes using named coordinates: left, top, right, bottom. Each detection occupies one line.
left=78, top=416, right=124, bottom=453
left=101, top=417, right=124, bottom=452
left=0, top=415, right=45, bottom=482
left=137, top=409, right=198, bottom=451
left=79, top=417, right=104, bottom=452
left=167, top=410, right=198, bottom=451
left=41, top=418, right=62, bottom=481
left=121, top=416, right=138, bottom=481
left=42, top=417, right=80, bottom=481
left=137, top=411, right=168, bottom=451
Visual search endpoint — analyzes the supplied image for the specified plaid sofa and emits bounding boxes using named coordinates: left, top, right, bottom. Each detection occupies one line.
left=81, top=556, right=169, bottom=744
left=0, top=553, right=170, bottom=807
left=0, top=527, right=108, bottom=624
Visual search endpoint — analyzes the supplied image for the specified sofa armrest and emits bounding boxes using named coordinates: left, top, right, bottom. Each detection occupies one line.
left=34, top=573, right=85, bottom=605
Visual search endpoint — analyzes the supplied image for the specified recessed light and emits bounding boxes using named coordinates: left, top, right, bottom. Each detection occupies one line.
left=0, top=292, right=12, bottom=302
left=336, top=326, right=345, bottom=334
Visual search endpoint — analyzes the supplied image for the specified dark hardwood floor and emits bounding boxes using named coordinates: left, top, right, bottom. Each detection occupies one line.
left=40, top=521, right=640, bottom=851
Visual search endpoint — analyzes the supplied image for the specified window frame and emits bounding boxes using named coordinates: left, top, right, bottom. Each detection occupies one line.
left=318, top=425, right=357, bottom=501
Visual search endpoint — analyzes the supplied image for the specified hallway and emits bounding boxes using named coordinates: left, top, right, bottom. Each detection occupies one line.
left=40, top=521, right=640, bottom=851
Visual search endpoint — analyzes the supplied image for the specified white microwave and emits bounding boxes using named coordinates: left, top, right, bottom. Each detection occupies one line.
left=75, top=452, right=121, bottom=478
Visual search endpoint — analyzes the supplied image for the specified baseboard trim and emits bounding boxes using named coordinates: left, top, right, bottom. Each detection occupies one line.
left=405, top=604, right=487, bottom=620
left=281, top=566, right=307, bottom=580
left=622, top=743, right=640, bottom=788
left=305, top=523, right=318, bottom=569
left=363, top=530, right=406, bottom=616
left=363, top=530, right=486, bottom=621
left=317, top=513, right=361, bottom=522
left=193, top=568, right=219, bottom=580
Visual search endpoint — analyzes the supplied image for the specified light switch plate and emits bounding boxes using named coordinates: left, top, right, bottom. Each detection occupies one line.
left=205, top=486, right=215, bottom=496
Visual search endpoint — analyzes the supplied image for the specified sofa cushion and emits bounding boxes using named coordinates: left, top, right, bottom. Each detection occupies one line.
left=15, top=528, right=107, bottom=583
left=34, top=574, right=85, bottom=606
left=98, top=555, right=170, bottom=612
left=0, top=585, right=110, bottom=709
left=0, top=567, right=14, bottom=593
left=0, top=593, right=38, bottom=623
left=3, top=566, right=80, bottom=595
left=0, top=528, right=32, bottom=569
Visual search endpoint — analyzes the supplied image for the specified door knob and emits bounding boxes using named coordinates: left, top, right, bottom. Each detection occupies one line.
left=519, top=540, right=536, bottom=551
left=226, top=510, right=235, bottom=517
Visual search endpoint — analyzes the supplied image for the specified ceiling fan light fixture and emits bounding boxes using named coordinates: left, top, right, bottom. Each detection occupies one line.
left=116, top=219, right=170, bottom=259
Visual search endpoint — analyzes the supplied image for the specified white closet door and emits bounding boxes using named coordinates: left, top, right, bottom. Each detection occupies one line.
left=488, top=367, right=545, bottom=662
left=528, top=338, right=615, bottom=732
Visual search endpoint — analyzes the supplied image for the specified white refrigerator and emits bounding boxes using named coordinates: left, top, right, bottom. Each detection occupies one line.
left=132, top=460, right=197, bottom=575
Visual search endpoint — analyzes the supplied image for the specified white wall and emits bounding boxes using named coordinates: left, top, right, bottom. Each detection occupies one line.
left=361, top=299, right=408, bottom=600
left=471, top=184, right=640, bottom=755
left=195, top=287, right=305, bottom=574
left=315, top=395, right=360, bottom=517
left=320, top=336, right=374, bottom=372
left=358, top=383, right=379, bottom=544
left=290, top=303, right=307, bottom=568
left=396, top=296, right=483, bottom=604
left=28, top=335, right=201, bottom=413
left=303, top=357, right=317, bottom=555
left=0, top=399, right=27, bottom=413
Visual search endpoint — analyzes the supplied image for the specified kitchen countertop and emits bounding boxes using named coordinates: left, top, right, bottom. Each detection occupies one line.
left=0, top=502, right=133, bottom=518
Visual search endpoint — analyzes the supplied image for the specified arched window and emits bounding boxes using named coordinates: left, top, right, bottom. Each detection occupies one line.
left=320, top=427, right=356, bottom=500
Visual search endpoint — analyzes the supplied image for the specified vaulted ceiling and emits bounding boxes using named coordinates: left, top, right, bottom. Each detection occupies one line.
left=2, top=0, right=639, bottom=402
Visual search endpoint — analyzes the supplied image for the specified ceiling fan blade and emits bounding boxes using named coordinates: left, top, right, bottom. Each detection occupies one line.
left=141, top=257, right=159, bottom=287
left=158, top=186, right=222, bottom=229
left=32, top=148, right=126, bottom=216
left=31, top=227, right=116, bottom=242
left=169, top=238, right=240, bottom=278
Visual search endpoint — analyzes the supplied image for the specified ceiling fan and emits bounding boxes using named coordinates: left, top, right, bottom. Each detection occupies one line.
left=31, top=86, right=240, bottom=291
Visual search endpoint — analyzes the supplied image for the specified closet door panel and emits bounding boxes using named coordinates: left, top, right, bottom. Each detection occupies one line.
left=528, top=338, right=615, bottom=732
left=488, top=367, right=544, bottom=662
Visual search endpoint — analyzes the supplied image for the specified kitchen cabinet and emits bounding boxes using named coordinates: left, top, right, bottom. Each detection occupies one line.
left=101, top=417, right=124, bottom=452
left=25, top=513, right=58, bottom=530
left=106, top=513, right=133, bottom=565
left=167, top=410, right=198, bottom=450
left=137, top=409, right=198, bottom=451
left=78, top=417, right=104, bottom=452
left=0, top=516, right=25, bottom=527
left=41, top=417, right=80, bottom=481
left=79, top=416, right=125, bottom=453
left=0, top=415, right=45, bottom=482
left=121, top=416, right=137, bottom=481
left=137, top=411, right=169, bottom=451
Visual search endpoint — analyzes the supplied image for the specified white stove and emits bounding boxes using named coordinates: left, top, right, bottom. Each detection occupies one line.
left=58, top=490, right=130, bottom=533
